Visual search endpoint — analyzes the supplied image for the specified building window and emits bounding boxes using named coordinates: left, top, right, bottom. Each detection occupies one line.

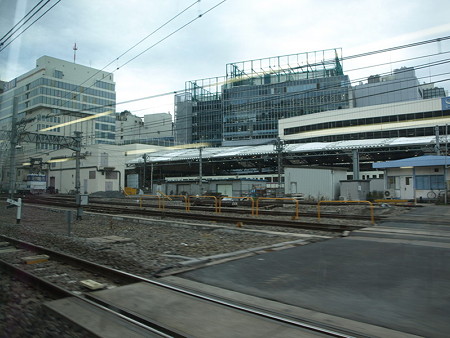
left=54, top=70, right=64, bottom=79
left=415, top=175, right=444, bottom=190
left=105, top=172, right=117, bottom=179
left=89, top=171, right=96, bottom=179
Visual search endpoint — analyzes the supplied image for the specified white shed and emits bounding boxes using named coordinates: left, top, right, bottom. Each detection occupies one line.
left=284, top=166, right=347, bottom=201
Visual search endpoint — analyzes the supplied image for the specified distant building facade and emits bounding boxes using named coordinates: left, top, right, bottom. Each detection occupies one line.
left=143, top=112, right=173, bottom=140
left=280, top=96, right=450, bottom=143
left=175, top=49, right=351, bottom=146
left=0, top=55, right=116, bottom=189
left=352, top=67, right=422, bottom=107
left=420, top=83, right=447, bottom=99
left=0, top=55, right=116, bottom=147
left=116, top=110, right=144, bottom=145
left=116, top=111, right=174, bottom=146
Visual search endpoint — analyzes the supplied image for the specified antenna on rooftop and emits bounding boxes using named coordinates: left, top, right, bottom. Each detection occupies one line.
left=73, top=42, right=78, bottom=63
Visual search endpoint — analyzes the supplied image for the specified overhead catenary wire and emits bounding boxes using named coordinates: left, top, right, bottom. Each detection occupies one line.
left=117, top=0, right=228, bottom=70
left=19, top=49, right=449, bottom=141
left=28, top=67, right=450, bottom=151
left=0, top=0, right=48, bottom=45
left=0, top=0, right=62, bottom=52
left=40, top=0, right=226, bottom=119
left=2, top=26, right=450, bottom=158
left=22, top=70, right=450, bottom=161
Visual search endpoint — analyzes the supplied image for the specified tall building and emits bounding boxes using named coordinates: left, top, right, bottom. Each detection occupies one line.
left=175, top=49, right=351, bottom=146
left=175, top=77, right=224, bottom=146
left=222, top=50, right=350, bottom=146
left=0, top=56, right=116, bottom=189
left=0, top=55, right=116, bottom=149
left=352, top=67, right=422, bottom=106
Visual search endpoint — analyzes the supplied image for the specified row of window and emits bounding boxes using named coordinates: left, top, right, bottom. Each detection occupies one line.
left=89, top=171, right=118, bottom=179
left=37, top=124, right=60, bottom=132
left=23, top=78, right=115, bottom=100
left=224, top=123, right=277, bottom=133
left=95, top=131, right=115, bottom=140
left=95, top=123, right=116, bottom=132
left=37, top=114, right=61, bottom=123
left=223, top=94, right=349, bottom=115
left=293, top=126, right=448, bottom=143
left=284, top=110, right=450, bottom=136
left=97, top=115, right=116, bottom=123
left=18, top=95, right=113, bottom=114
left=388, top=175, right=445, bottom=190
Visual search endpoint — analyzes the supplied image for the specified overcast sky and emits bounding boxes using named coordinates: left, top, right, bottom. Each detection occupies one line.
left=1, top=0, right=450, bottom=117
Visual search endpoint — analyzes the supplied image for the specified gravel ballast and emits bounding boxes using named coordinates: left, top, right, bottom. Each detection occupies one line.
left=0, top=198, right=406, bottom=336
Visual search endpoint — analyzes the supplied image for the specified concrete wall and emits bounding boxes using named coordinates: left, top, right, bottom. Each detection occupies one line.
left=144, top=113, right=173, bottom=139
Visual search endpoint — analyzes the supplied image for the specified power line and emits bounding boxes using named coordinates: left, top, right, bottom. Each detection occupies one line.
left=117, top=0, right=228, bottom=70
left=0, top=0, right=47, bottom=44
left=0, top=0, right=62, bottom=52
left=41, top=0, right=226, bottom=119
left=342, top=36, right=450, bottom=62
left=3, top=29, right=450, bottom=156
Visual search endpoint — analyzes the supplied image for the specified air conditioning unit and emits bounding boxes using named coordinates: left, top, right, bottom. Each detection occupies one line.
left=384, top=189, right=395, bottom=198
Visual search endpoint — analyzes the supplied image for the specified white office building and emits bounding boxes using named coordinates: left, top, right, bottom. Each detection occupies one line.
left=0, top=55, right=116, bottom=189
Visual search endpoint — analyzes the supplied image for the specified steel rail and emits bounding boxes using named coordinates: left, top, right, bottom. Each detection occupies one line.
left=0, top=235, right=357, bottom=337
left=22, top=198, right=363, bottom=232
left=24, top=195, right=384, bottom=221
left=0, top=237, right=187, bottom=338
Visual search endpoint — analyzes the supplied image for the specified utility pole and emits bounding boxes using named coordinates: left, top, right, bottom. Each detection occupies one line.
left=199, top=147, right=203, bottom=195
left=274, top=137, right=284, bottom=197
left=352, top=149, right=360, bottom=180
left=435, top=125, right=441, bottom=155
left=142, top=154, right=147, bottom=191
left=74, top=131, right=83, bottom=220
left=8, top=97, right=19, bottom=199
left=150, top=162, right=154, bottom=194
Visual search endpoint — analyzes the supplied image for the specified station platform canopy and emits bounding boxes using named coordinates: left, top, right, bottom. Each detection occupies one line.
left=126, top=136, right=442, bottom=165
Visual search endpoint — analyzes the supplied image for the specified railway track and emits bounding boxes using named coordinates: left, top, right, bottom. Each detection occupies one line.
left=23, top=196, right=367, bottom=232
left=0, top=235, right=358, bottom=337
left=25, top=194, right=384, bottom=221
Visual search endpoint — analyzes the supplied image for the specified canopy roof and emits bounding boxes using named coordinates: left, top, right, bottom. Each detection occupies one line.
left=126, top=136, right=441, bottom=164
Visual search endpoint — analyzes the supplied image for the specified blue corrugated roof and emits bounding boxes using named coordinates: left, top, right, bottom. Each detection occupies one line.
left=373, top=155, right=450, bottom=169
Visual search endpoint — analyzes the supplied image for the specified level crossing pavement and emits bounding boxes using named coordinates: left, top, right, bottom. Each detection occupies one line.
left=169, top=204, right=450, bottom=337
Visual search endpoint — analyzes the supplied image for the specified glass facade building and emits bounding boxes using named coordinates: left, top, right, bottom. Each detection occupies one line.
left=175, top=49, right=350, bottom=146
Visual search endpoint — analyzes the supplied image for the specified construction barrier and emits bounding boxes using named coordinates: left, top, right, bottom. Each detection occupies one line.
left=188, top=195, right=220, bottom=213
